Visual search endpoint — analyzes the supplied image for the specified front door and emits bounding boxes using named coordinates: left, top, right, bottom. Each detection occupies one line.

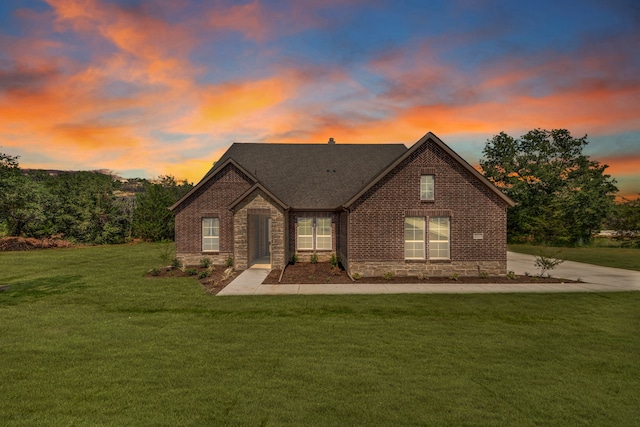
left=248, top=214, right=271, bottom=267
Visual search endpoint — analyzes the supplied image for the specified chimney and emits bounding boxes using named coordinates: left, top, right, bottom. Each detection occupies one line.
left=328, top=137, right=335, bottom=145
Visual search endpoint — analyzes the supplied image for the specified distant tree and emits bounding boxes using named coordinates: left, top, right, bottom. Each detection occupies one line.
left=606, top=196, right=640, bottom=243
left=480, top=129, right=618, bottom=245
left=0, top=152, right=49, bottom=236
left=132, top=176, right=192, bottom=241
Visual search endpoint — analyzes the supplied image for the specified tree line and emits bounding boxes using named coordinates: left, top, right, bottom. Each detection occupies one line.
left=1, top=129, right=637, bottom=247
left=0, top=152, right=192, bottom=244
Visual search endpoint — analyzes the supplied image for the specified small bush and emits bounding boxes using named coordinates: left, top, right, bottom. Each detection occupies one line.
left=171, top=258, right=181, bottom=269
left=479, top=271, right=490, bottom=279
left=417, top=272, right=426, bottom=280
left=198, top=270, right=210, bottom=279
left=449, top=273, right=459, bottom=281
left=222, top=266, right=235, bottom=281
left=200, top=258, right=212, bottom=268
left=383, top=271, right=394, bottom=281
left=352, top=272, right=361, bottom=280
left=291, top=254, right=298, bottom=264
left=535, top=252, right=565, bottom=277
left=186, top=268, right=197, bottom=276
left=150, top=267, right=161, bottom=276
left=310, top=253, right=318, bottom=264
left=225, top=256, right=234, bottom=268
left=330, top=254, right=339, bottom=268
left=506, top=270, right=517, bottom=280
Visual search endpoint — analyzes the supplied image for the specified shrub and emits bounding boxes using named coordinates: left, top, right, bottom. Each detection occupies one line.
left=310, top=253, right=318, bottom=264
left=198, top=270, right=210, bottom=279
left=330, top=254, right=339, bottom=268
left=506, top=270, right=517, bottom=280
left=225, top=256, right=234, bottom=268
left=449, top=273, right=459, bottom=281
left=479, top=271, right=490, bottom=279
left=383, top=271, right=394, bottom=280
left=291, top=254, right=298, bottom=264
left=200, top=258, right=212, bottom=268
left=171, top=258, right=181, bottom=269
left=186, top=268, right=197, bottom=276
left=150, top=267, right=161, bottom=276
left=222, top=266, right=235, bottom=281
left=535, top=252, right=565, bottom=277
left=352, top=272, right=361, bottom=280
left=159, top=243, right=176, bottom=266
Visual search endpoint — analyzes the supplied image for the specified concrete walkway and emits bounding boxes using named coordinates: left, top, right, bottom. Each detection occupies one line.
left=217, top=252, right=640, bottom=296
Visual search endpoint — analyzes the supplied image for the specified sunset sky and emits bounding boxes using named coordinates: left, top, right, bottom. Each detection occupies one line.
left=1, top=0, right=638, bottom=198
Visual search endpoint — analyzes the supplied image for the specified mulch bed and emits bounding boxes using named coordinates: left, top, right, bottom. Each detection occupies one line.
left=263, top=262, right=575, bottom=284
left=0, top=237, right=74, bottom=251
left=146, top=265, right=243, bottom=294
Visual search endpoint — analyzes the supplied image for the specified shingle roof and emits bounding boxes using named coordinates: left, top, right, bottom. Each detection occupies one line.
left=210, top=142, right=407, bottom=209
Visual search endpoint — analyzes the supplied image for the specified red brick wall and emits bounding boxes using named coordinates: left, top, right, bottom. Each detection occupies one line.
left=347, top=139, right=509, bottom=273
left=173, top=164, right=252, bottom=263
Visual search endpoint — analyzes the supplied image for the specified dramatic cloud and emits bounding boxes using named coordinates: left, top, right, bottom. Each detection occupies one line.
left=0, top=0, right=638, bottom=197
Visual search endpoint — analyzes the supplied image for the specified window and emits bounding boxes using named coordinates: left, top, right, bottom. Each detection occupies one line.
left=429, top=217, right=450, bottom=259
left=297, top=217, right=332, bottom=250
left=421, top=175, right=434, bottom=200
left=202, top=217, right=219, bottom=252
left=297, top=217, right=314, bottom=250
left=404, top=217, right=425, bottom=259
left=316, top=217, right=332, bottom=250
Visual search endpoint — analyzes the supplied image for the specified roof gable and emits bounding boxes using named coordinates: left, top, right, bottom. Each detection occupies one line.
left=343, top=132, right=516, bottom=208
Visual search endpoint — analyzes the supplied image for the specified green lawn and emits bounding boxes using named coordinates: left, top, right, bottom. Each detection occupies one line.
left=509, top=243, right=640, bottom=271
left=1, top=244, right=639, bottom=426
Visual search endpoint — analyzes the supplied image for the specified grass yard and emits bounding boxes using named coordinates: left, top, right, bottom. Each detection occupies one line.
left=1, top=243, right=639, bottom=426
left=509, top=243, right=640, bottom=271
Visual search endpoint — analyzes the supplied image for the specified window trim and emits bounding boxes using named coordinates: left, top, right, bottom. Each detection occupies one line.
left=404, top=216, right=426, bottom=260
left=428, top=217, right=450, bottom=260
left=202, top=217, right=220, bottom=252
left=296, top=216, right=332, bottom=251
left=420, top=175, right=435, bottom=201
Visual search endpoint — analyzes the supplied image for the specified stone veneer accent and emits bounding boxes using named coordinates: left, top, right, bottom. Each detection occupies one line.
left=348, top=260, right=507, bottom=278
left=232, top=190, right=286, bottom=270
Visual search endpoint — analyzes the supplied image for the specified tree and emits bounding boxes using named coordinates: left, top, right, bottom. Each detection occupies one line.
left=132, top=176, right=192, bottom=241
left=0, top=152, right=49, bottom=237
left=480, top=129, right=618, bottom=245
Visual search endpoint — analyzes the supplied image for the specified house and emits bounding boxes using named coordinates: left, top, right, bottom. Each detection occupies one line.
left=169, top=132, right=515, bottom=277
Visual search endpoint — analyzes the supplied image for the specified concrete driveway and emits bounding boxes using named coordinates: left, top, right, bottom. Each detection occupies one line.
left=217, top=252, right=640, bottom=295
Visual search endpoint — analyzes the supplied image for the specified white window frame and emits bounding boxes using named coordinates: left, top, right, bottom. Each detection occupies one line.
left=404, top=217, right=426, bottom=260
left=429, top=217, right=450, bottom=260
left=421, top=175, right=435, bottom=200
left=297, top=217, right=332, bottom=251
left=202, top=217, right=219, bottom=252
left=315, top=217, right=332, bottom=250
left=297, top=217, right=314, bottom=250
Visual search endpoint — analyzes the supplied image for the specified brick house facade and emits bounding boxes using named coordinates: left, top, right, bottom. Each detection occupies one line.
left=170, top=132, right=515, bottom=276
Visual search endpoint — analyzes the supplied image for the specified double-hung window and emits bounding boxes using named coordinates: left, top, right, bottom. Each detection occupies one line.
left=429, top=217, right=450, bottom=259
left=297, top=217, right=332, bottom=250
left=316, top=217, right=332, bottom=250
left=404, top=217, right=426, bottom=259
left=202, top=217, right=219, bottom=252
left=421, top=175, right=434, bottom=200
left=297, top=218, right=314, bottom=250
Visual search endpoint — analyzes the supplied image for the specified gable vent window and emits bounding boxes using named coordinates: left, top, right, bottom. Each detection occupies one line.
left=421, top=175, right=435, bottom=200
left=202, top=217, right=219, bottom=252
